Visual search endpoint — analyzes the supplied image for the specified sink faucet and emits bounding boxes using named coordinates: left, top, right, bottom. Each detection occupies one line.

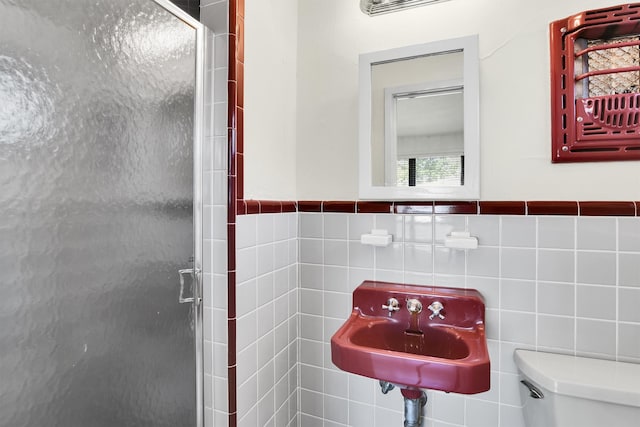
left=428, top=301, right=445, bottom=320
left=382, top=298, right=400, bottom=316
left=406, top=298, right=422, bottom=314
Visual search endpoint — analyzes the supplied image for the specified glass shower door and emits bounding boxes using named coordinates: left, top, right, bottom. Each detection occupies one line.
left=0, top=1, right=201, bottom=426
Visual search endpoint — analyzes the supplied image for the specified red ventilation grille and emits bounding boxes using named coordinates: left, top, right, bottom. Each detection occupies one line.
left=550, top=3, right=640, bottom=162
left=577, top=94, right=640, bottom=138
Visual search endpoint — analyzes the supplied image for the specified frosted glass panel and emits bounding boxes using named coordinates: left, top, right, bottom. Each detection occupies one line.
left=0, top=1, right=197, bottom=426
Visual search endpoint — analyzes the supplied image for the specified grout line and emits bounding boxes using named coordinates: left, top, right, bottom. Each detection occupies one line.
left=573, top=216, right=578, bottom=356
left=615, top=217, right=620, bottom=361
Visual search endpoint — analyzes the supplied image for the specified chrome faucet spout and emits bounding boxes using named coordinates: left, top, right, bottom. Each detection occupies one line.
left=406, top=298, right=422, bottom=314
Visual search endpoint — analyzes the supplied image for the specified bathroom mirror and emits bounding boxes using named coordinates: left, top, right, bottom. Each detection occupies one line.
left=359, top=35, right=479, bottom=200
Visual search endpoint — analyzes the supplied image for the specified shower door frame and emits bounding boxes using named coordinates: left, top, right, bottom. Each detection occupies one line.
left=151, top=1, right=206, bottom=426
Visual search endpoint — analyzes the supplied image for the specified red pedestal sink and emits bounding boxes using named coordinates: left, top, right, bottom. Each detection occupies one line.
left=331, top=281, right=490, bottom=394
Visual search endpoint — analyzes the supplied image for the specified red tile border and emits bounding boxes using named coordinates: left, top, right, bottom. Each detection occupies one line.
left=260, top=200, right=282, bottom=213
left=227, top=318, right=236, bottom=364
left=236, top=62, right=244, bottom=109
left=479, top=201, right=526, bottom=215
left=236, top=200, right=246, bottom=215
left=236, top=18, right=244, bottom=65
left=281, top=201, right=297, bottom=213
left=236, top=155, right=243, bottom=200
left=323, top=201, right=357, bottom=213
left=227, top=3, right=243, bottom=423
left=244, top=199, right=260, bottom=214
left=227, top=81, right=237, bottom=128
left=235, top=163, right=243, bottom=204
left=526, top=201, right=578, bottom=216
left=227, top=177, right=236, bottom=217
left=394, top=201, right=434, bottom=214
left=228, top=34, right=237, bottom=80
left=236, top=108, right=244, bottom=154
left=227, top=365, right=237, bottom=422
left=228, top=129, right=236, bottom=175
left=227, top=271, right=236, bottom=319
left=227, top=224, right=236, bottom=270
left=237, top=199, right=640, bottom=216
left=357, top=201, right=393, bottom=213
left=434, top=201, right=478, bottom=215
left=228, top=1, right=237, bottom=35
left=579, top=201, right=636, bottom=216
left=297, top=200, right=323, bottom=212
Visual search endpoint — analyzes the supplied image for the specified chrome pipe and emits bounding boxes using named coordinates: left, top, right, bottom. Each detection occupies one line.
left=403, top=392, right=427, bottom=427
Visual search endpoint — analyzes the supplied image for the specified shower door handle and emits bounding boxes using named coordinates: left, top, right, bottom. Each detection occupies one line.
left=178, top=268, right=200, bottom=304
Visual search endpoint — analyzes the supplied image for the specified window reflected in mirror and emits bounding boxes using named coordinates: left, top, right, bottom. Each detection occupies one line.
left=392, top=86, right=464, bottom=187
left=359, top=35, right=479, bottom=200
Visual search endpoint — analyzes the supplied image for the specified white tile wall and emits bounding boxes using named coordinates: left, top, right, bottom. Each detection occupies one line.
left=199, top=4, right=230, bottom=426
left=236, top=213, right=299, bottom=427
left=292, top=212, right=640, bottom=427
left=233, top=211, right=640, bottom=426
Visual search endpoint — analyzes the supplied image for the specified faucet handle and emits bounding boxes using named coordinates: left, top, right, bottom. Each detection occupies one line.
left=382, top=298, right=400, bottom=316
left=428, top=301, right=445, bottom=320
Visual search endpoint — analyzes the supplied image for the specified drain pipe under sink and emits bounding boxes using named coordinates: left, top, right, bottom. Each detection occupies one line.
left=379, top=381, right=427, bottom=426
left=401, top=388, right=427, bottom=427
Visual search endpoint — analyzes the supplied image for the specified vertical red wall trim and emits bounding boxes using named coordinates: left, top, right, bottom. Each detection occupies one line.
left=227, top=0, right=243, bottom=425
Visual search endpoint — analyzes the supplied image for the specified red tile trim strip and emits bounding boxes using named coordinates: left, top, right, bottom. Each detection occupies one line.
left=259, top=200, right=282, bottom=213
left=227, top=224, right=236, bottom=271
left=527, top=201, right=579, bottom=216
left=227, top=1, right=243, bottom=425
left=237, top=199, right=640, bottom=216
left=298, top=200, right=322, bottom=212
left=244, top=199, right=259, bottom=214
left=227, top=272, right=236, bottom=318
left=227, top=319, right=236, bottom=363
left=357, top=201, right=393, bottom=213
left=434, top=201, right=479, bottom=215
left=236, top=200, right=246, bottom=216
left=579, top=201, right=636, bottom=216
left=281, top=201, right=297, bottom=213
left=323, top=201, right=357, bottom=213
left=394, top=201, right=434, bottom=214
left=479, top=201, right=526, bottom=215
left=237, top=200, right=298, bottom=214
left=227, top=365, right=237, bottom=415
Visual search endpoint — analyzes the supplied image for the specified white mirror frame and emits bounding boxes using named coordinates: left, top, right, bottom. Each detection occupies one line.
left=358, top=35, right=480, bottom=200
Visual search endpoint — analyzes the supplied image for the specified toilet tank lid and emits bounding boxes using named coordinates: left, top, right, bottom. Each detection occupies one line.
left=514, top=349, right=640, bottom=408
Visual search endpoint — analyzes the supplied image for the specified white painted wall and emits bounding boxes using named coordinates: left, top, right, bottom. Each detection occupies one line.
left=244, top=0, right=298, bottom=200
left=246, top=0, right=640, bottom=200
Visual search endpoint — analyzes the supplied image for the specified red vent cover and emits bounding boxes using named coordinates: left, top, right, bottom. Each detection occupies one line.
left=551, top=3, right=640, bottom=162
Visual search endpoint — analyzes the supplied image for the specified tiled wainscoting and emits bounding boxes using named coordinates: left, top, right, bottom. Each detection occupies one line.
left=237, top=208, right=640, bottom=427
left=199, top=0, right=243, bottom=425
left=199, top=1, right=232, bottom=425
left=236, top=213, right=299, bottom=427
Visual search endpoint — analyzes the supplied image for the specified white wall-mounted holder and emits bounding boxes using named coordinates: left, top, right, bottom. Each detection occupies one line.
left=361, top=229, right=393, bottom=247
left=444, top=231, right=478, bottom=250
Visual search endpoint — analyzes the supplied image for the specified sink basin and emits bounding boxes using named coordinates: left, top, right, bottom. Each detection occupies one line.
left=331, top=281, right=490, bottom=394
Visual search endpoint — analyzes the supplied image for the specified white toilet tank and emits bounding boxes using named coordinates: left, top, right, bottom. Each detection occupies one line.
left=514, top=349, right=640, bottom=427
